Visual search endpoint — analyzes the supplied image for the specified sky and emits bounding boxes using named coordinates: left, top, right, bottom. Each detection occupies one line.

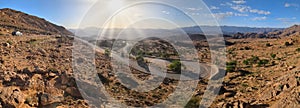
left=0, top=0, right=300, bottom=29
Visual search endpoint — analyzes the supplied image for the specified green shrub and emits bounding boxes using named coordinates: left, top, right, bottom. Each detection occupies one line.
left=226, top=65, right=236, bottom=72
left=226, top=61, right=237, bottom=72
left=296, top=48, right=300, bottom=52
left=270, top=54, right=276, bottom=59
left=258, top=59, right=269, bottom=66
left=246, top=56, right=260, bottom=64
left=241, top=83, right=248, bottom=87
left=104, top=49, right=111, bottom=57
left=226, top=61, right=237, bottom=66
left=168, top=60, right=181, bottom=73
left=243, top=59, right=250, bottom=65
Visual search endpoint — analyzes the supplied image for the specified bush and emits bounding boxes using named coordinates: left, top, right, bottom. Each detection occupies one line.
left=243, top=59, right=250, bottom=65
left=258, top=59, right=269, bottom=66
left=270, top=54, right=276, bottom=59
left=226, top=61, right=237, bottom=66
left=296, top=48, right=300, bottom=52
left=104, top=49, right=111, bottom=57
left=168, top=60, right=181, bottom=73
left=226, top=61, right=237, bottom=72
left=247, top=56, right=259, bottom=64
left=226, top=65, right=236, bottom=72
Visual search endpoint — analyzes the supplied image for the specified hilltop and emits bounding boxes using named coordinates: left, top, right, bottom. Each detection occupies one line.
left=0, top=8, right=73, bottom=36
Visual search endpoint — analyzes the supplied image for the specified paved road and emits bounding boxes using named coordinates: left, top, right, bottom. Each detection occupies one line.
left=73, top=36, right=219, bottom=80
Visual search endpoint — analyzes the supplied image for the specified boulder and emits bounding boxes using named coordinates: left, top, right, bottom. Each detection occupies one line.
left=0, top=87, right=25, bottom=107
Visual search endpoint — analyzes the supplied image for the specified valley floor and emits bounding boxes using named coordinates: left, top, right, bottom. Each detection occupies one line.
left=0, top=35, right=299, bottom=108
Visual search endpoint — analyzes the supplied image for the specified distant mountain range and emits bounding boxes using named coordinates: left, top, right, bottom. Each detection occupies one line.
left=182, top=26, right=284, bottom=35
left=232, top=25, right=300, bottom=39
left=0, top=8, right=73, bottom=36
left=70, top=25, right=284, bottom=40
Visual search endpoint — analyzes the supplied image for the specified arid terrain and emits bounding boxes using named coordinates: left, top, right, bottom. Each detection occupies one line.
left=0, top=8, right=300, bottom=108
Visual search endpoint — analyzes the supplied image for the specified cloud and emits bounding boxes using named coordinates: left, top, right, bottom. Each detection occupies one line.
left=210, top=6, right=220, bottom=10
left=213, top=12, right=234, bottom=19
left=213, top=12, right=248, bottom=19
left=231, top=5, right=250, bottom=12
left=276, top=17, right=297, bottom=23
left=235, top=13, right=248, bottom=16
left=162, top=11, right=170, bottom=15
left=249, top=9, right=271, bottom=15
left=285, top=3, right=299, bottom=8
left=185, top=7, right=203, bottom=11
left=190, top=13, right=200, bottom=16
left=230, top=4, right=271, bottom=15
left=232, top=0, right=246, bottom=4
left=251, top=16, right=267, bottom=21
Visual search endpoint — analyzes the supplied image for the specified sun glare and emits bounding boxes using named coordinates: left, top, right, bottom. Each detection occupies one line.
left=108, top=0, right=125, bottom=11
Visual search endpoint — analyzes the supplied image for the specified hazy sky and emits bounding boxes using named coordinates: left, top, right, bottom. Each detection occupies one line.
left=1, top=0, right=300, bottom=28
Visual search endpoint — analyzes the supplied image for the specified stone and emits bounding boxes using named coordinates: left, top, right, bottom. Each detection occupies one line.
left=283, top=84, right=289, bottom=91
left=233, top=102, right=239, bottom=108
left=39, top=93, right=63, bottom=106
left=25, top=96, right=39, bottom=107
left=28, top=74, right=44, bottom=91
left=224, top=92, right=235, bottom=97
left=3, top=43, right=10, bottom=47
left=37, top=48, right=47, bottom=56
left=48, top=72, right=56, bottom=77
left=0, top=87, right=25, bottom=107
left=65, top=87, right=82, bottom=98
left=3, top=75, right=11, bottom=82
left=288, top=66, right=295, bottom=70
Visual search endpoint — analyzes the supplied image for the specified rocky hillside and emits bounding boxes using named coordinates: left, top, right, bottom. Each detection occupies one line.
left=0, top=8, right=73, bottom=36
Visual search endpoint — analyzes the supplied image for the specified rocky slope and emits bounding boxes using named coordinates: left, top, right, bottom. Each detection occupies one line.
left=0, top=36, right=88, bottom=107
left=0, top=8, right=73, bottom=36
left=212, top=36, right=300, bottom=108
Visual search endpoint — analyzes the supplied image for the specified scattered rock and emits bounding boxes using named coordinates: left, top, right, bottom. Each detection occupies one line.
left=38, top=93, right=63, bottom=106
left=65, top=87, right=81, bottom=98
left=288, top=66, right=295, bottom=70
left=37, top=48, right=47, bottom=56
left=2, top=43, right=10, bottom=47
left=48, top=72, right=56, bottom=77
left=0, top=87, right=25, bottom=107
